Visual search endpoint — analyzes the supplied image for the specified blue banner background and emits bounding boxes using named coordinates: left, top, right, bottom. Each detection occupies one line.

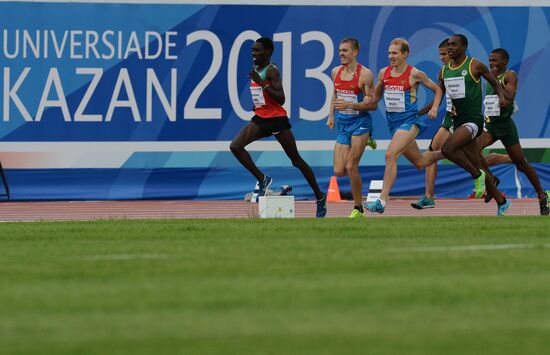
left=1, top=3, right=549, bottom=141
left=0, top=3, right=549, bottom=200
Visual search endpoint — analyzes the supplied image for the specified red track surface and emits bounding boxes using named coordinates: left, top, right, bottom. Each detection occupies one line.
left=0, top=198, right=544, bottom=221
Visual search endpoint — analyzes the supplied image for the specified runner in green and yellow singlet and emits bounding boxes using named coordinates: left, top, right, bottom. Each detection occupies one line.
left=477, top=48, right=549, bottom=215
left=412, top=39, right=510, bottom=210
left=439, top=34, right=510, bottom=216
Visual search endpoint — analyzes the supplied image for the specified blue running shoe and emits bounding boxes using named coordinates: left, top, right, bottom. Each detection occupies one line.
left=497, top=198, right=511, bottom=216
left=411, top=196, right=435, bottom=210
left=364, top=199, right=385, bottom=214
left=256, top=175, right=272, bottom=202
left=316, top=195, right=327, bottom=218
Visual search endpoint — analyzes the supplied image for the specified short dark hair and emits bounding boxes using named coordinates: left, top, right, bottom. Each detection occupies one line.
left=256, top=37, right=274, bottom=56
left=452, top=34, right=468, bottom=48
left=390, top=37, right=410, bottom=54
left=491, top=48, right=510, bottom=62
left=439, top=38, right=449, bottom=48
left=341, top=37, right=360, bottom=51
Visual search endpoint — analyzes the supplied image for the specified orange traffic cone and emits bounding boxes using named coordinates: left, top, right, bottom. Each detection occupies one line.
left=327, top=176, right=342, bottom=202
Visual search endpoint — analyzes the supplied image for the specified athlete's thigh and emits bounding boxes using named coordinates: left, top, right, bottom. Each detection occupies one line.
left=334, top=143, right=350, bottom=171
left=430, top=127, right=451, bottom=151
left=274, top=129, right=301, bottom=159
left=442, top=125, right=473, bottom=151
left=387, top=126, right=419, bottom=158
left=476, top=130, right=495, bottom=151
left=232, top=122, right=269, bottom=147
left=347, top=133, right=370, bottom=162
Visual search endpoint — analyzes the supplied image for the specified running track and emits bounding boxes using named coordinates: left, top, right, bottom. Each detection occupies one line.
left=0, top=198, right=544, bottom=221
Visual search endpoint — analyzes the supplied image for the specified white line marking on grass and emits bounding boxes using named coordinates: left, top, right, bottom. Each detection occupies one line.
left=77, top=254, right=169, bottom=261
left=393, top=243, right=550, bottom=253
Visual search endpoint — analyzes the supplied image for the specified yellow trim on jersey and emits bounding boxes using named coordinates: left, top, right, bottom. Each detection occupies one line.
left=500, top=70, right=517, bottom=100
left=469, top=58, right=480, bottom=83
left=500, top=70, right=510, bottom=86
left=410, top=86, right=417, bottom=104
left=449, top=56, right=469, bottom=70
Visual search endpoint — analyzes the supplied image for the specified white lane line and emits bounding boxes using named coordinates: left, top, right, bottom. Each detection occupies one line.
left=392, top=243, right=550, bottom=253
left=77, top=254, right=169, bottom=261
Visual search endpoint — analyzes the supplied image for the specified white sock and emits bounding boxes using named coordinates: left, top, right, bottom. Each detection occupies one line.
left=379, top=199, right=386, bottom=207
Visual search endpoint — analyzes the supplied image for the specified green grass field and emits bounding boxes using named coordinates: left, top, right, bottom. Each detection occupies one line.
left=1, top=217, right=549, bottom=355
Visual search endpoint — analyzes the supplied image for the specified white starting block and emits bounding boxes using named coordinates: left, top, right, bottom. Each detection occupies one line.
left=366, top=180, right=383, bottom=202
left=258, top=196, right=295, bottom=218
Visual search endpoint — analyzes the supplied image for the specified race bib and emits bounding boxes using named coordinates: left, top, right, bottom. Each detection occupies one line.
left=444, top=76, right=466, bottom=99
left=384, top=90, right=406, bottom=112
left=336, top=91, right=359, bottom=115
left=445, top=93, right=452, bottom=112
left=250, top=86, right=265, bottom=108
left=483, top=95, right=500, bottom=117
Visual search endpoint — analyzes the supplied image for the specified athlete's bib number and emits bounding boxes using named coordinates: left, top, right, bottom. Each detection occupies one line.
left=250, top=86, right=265, bottom=108
left=484, top=95, right=500, bottom=117
left=336, top=91, right=359, bottom=115
left=445, top=93, right=452, bottom=112
left=444, top=76, right=466, bottom=99
left=384, top=90, right=405, bottom=112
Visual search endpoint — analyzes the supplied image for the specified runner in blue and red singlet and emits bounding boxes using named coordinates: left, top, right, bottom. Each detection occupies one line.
left=327, top=37, right=377, bottom=218
left=364, top=38, right=443, bottom=214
